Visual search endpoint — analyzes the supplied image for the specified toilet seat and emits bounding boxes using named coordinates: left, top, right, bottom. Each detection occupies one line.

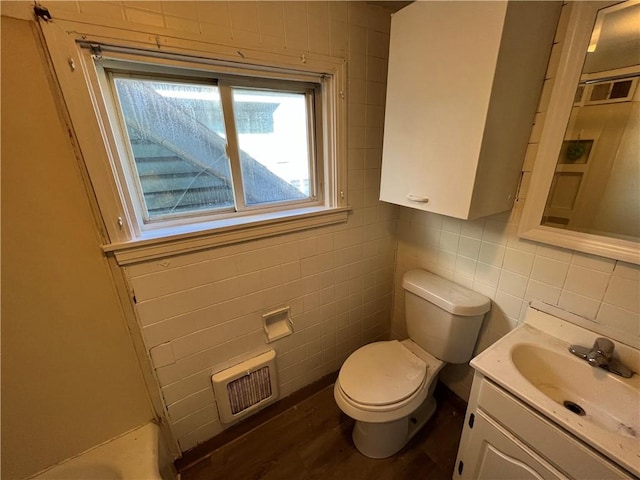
left=337, top=340, right=428, bottom=411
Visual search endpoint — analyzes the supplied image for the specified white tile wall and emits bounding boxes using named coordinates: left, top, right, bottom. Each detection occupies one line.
left=45, top=0, right=397, bottom=452
left=127, top=226, right=395, bottom=450
left=43, top=0, right=639, bottom=452
left=393, top=3, right=640, bottom=401
left=394, top=206, right=640, bottom=399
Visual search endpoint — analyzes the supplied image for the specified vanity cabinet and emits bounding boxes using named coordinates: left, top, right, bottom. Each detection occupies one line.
left=455, top=372, right=634, bottom=480
left=380, top=1, right=562, bottom=220
left=461, top=410, right=564, bottom=480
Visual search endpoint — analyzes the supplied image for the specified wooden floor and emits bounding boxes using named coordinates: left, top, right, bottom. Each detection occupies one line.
left=178, top=383, right=467, bottom=480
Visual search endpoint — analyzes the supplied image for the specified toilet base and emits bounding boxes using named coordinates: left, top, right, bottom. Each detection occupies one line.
left=352, top=395, right=438, bottom=459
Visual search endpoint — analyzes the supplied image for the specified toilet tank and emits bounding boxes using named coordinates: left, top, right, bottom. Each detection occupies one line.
left=402, top=270, right=491, bottom=364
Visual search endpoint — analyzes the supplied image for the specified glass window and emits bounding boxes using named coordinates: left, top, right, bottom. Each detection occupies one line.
left=232, top=88, right=313, bottom=206
left=109, top=73, right=319, bottom=226
left=113, top=78, right=234, bottom=220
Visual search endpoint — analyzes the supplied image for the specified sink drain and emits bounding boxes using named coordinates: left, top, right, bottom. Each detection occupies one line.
left=563, top=400, right=586, bottom=416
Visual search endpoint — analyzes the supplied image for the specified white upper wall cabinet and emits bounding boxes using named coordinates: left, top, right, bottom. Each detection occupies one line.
left=380, top=1, right=562, bottom=220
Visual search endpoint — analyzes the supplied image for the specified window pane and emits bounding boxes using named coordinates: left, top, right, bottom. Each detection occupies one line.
left=113, top=78, right=235, bottom=220
left=232, top=88, right=311, bottom=206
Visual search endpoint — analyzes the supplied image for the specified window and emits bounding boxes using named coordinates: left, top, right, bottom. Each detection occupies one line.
left=37, top=22, right=348, bottom=262
left=109, top=75, right=319, bottom=224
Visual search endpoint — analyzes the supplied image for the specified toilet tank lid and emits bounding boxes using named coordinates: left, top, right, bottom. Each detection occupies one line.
left=402, top=270, right=491, bottom=316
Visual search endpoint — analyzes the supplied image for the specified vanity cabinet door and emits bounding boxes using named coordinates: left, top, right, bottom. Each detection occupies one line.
left=457, top=373, right=636, bottom=480
left=459, top=410, right=566, bottom=480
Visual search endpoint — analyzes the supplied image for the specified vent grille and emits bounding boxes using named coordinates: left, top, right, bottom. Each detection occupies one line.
left=227, top=366, right=272, bottom=414
left=211, top=349, right=279, bottom=423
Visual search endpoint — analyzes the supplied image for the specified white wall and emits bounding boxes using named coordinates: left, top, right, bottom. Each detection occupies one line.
left=17, top=0, right=398, bottom=452
left=1, top=15, right=154, bottom=480
left=392, top=4, right=640, bottom=400
left=592, top=101, right=640, bottom=238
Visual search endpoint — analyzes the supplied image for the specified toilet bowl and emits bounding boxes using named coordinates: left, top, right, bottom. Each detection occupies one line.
left=334, top=339, right=445, bottom=458
left=334, top=269, right=490, bottom=458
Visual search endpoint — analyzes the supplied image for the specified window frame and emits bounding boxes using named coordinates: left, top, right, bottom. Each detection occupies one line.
left=104, top=68, right=324, bottom=227
left=38, top=19, right=349, bottom=264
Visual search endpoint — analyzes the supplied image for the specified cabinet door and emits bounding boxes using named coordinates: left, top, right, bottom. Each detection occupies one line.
left=380, top=1, right=508, bottom=219
left=460, top=410, right=567, bottom=480
left=380, top=2, right=561, bottom=220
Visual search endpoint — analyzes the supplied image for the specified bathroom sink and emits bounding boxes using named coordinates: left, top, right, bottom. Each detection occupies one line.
left=469, top=302, right=640, bottom=477
left=511, top=343, right=639, bottom=439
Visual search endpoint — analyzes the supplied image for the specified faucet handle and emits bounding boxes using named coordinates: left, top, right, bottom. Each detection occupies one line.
left=569, top=338, right=633, bottom=378
left=592, top=337, right=614, bottom=357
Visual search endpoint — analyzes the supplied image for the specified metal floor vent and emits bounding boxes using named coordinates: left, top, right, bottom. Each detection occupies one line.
left=212, top=350, right=279, bottom=424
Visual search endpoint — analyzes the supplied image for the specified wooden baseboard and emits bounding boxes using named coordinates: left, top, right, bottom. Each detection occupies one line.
left=175, top=372, right=468, bottom=472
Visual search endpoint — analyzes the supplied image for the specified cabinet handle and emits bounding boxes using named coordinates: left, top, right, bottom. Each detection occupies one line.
left=407, top=194, right=429, bottom=203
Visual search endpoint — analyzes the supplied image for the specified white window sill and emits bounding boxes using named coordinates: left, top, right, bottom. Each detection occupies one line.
left=103, top=206, right=351, bottom=265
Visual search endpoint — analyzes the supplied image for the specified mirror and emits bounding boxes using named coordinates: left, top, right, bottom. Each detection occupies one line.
left=520, top=1, right=640, bottom=264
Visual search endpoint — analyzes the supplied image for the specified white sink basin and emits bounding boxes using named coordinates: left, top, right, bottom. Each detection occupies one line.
left=470, top=303, right=640, bottom=477
left=511, top=343, right=639, bottom=439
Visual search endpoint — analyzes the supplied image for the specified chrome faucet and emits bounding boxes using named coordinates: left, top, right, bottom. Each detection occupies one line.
left=569, top=337, right=633, bottom=378
left=586, top=337, right=614, bottom=368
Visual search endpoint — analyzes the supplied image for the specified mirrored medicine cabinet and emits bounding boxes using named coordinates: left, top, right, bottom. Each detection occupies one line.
left=519, top=1, right=640, bottom=265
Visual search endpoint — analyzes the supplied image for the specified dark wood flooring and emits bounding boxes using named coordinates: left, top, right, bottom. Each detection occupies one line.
left=177, top=382, right=467, bottom=480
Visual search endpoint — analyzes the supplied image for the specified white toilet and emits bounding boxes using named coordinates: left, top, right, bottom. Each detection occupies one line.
left=334, top=269, right=491, bottom=459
